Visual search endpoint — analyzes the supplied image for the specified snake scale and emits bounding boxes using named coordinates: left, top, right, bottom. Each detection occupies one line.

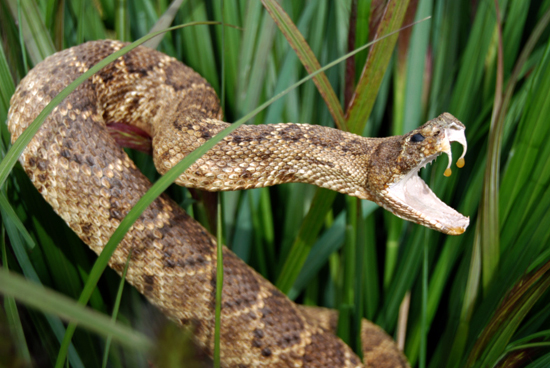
left=8, top=40, right=469, bottom=367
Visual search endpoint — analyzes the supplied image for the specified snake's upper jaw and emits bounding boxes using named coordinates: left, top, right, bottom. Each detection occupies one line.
left=381, top=117, right=469, bottom=235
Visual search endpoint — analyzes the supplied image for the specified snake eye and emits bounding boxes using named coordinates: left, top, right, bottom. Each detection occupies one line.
left=411, top=133, right=425, bottom=143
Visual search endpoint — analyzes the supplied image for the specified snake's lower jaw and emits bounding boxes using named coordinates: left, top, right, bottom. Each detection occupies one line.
left=381, top=154, right=469, bottom=235
left=382, top=172, right=469, bottom=235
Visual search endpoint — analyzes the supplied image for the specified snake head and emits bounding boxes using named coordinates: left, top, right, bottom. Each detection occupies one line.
left=367, top=113, right=469, bottom=235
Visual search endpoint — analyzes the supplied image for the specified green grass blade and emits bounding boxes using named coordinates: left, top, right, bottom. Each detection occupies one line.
left=336, top=196, right=358, bottom=349
left=288, top=212, right=345, bottom=300
left=258, top=188, right=275, bottom=265
left=0, top=42, right=15, bottom=124
left=248, top=190, right=268, bottom=277
left=501, top=1, right=530, bottom=73
left=3, top=194, right=85, bottom=368
left=76, top=0, right=85, bottom=44
left=214, top=192, right=223, bottom=368
left=0, top=192, right=35, bottom=249
left=500, top=8, right=550, bottom=225
left=115, top=0, right=129, bottom=42
left=235, top=0, right=262, bottom=116
left=5, top=0, right=56, bottom=64
left=426, top=0, right=460, bottom=119
left=1, top=228, right=32, bottom=366
left=16, top=0, right=28, bottom=75
left=262, top=0, right=346, bottom=130
left=276, top=188, right=336, bottom=294
left=237, top=7, right=276, bottom=120
left=68, top=0, right=107, bottom=42
left=176, top=2, right=220, bottom=92
left=296, top=0, right=328, bottom=129
left=445, top=221, right=481, bottom=367
left=278, top=184, right=309, bottom=260
left=346, top=0, right=411, bottom=134
left=525, top=353, right=550, bottom=368
left=419, top=234, right=429, bottom=368
left=403, top=0, right=431, bottom=131
left=478, top=0, right=504, bottom=294
left=101, top=252, right=131, bottom=368
left=0, top=270, right=153, bottom=351
left=383, top=211, right=403, bottom=289
left=448, top=0, right=506, bottom=121
left=229, top=192, right=253, bottom=261
left=362, top=211, right=379, bottom=320
left=213, top=0, right=241, bottom=110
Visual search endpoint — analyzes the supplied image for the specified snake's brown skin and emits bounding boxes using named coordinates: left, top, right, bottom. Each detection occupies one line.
left=8, top=40, right=468, bottom=367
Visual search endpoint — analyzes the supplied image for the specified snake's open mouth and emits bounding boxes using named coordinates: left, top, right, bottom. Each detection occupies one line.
left=383, top=122, right=469, bottom=235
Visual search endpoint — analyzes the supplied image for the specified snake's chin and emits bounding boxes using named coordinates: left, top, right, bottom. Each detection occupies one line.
left=384, top=153, right=469, bottom=235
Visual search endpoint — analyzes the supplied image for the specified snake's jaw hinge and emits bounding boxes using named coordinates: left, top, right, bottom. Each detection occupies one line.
left=442, top=122, right=467, bottom=177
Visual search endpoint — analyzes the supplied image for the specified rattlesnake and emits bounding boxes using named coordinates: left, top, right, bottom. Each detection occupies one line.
left=7, top=40, right=468, bottom=367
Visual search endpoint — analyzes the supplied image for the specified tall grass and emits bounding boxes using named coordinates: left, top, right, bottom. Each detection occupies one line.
left=1, top=1, right=550, bottom=367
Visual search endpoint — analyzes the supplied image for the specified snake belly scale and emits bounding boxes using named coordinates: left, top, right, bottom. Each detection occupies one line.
left=8, top=40, right=469, bottom=367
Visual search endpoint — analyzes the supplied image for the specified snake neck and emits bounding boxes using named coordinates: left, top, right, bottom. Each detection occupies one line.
left=153, top=116, right=380, bottom=200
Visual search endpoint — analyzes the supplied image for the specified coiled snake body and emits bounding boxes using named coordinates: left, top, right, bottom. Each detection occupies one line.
left=8, top=40, right=469, bottom=367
